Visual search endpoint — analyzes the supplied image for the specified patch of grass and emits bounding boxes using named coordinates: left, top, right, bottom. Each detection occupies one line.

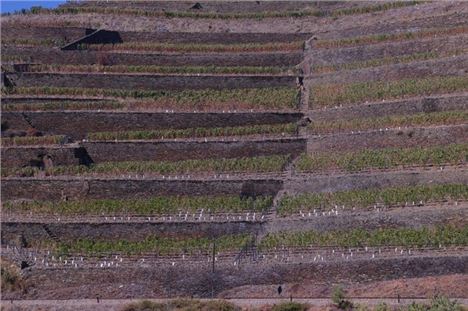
left=308, top=111, right=468, bottom=134
left=310, top=76, right=468, bottom=108
left=122, top=299, right=240, bottom=311
left=278, top=184, right=468, bottom=216
left=2, top=154, right=290, bottom=177
left=5, top=87, right=300, bottom=110
left=312, top=50, right=467, bottom=73
left=53, top=234, right=250, bottom=256
left=259, top=225, right=468, bottom=249
left=2, top=100, right=123, bottom=111
left=88, top=123, right=297, bottom=141
left=296, top=144, right=467, bottom=173
left=315, top=26, right=468, bottom=48
left=28, top=64, right=297, bottom=75
left=4, top=195, right=273, bottom=215
left=1, top=135, right=66, bottom=146
left=87, top=41, right=304, bottom=53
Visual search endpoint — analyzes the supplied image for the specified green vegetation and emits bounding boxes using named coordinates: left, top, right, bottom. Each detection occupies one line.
left=308, top=111, right=468, bottom=134
left=4, top=195, right=273, bottom=215
left=40, top=6, right=322, bottom=19
left=330, top=1, right=419, bottom=17
left=33, top=225, right=468, bottom=255
left=271, top=302, right=309, bottom=311
left=331, top=285, right=353, bottom=310
left=122, top=299, right=240, bottom=311
left=88, top=123, right=297, bottom=141
left=1, top=38, right=60, bottom=47
left=29, top=64, right=297, bottom=75
left=2, top=155, right=289, bottom=177
left=2, top=100, right=123, bottom=111
left=312, top=50, right=467, bottom=73
left=54, top=234, right=250, bottom=255
left=0, top=262, right=23, bottom=292
left=1, top=135, right=66, bottom=146
left=296, top=144, right=467, bottom=172
left=88, top=41, right=304, bottom=53
left=259, top=225, right=468, bottom=249
left=406, top=296, right=463, bottom=311
left=278, top=184, right=468, bottom=216
left=315, top=26, right=468, bottom=48
left=310, top=76, right=468, bottom=107
left=27, top=1, right=417, bottom=19
left=5, top=86, right=299, bottom=110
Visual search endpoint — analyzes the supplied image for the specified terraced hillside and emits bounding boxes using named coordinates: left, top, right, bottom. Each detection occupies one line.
left=1, top=0, right=467, bottom=302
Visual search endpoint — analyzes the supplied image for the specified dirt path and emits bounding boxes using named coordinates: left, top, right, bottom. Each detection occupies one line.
left=2, top=298, right=468, bottom=311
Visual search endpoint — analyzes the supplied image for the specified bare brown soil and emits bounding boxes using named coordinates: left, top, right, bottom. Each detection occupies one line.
left=220, top=274, right=468, bottom=299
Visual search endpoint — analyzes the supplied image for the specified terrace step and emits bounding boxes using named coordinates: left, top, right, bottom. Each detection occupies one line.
left=1, top=178, right=283, bottom=201
left=266, top=204, right=468, bottom=234
left=3, top=222, right=263, bottom=243
left=1, top=138, right=305, bottom=168
left=306, top=54, right=468, bottom=84
left=1, top=111, right=302, bottom=139
left=286, top=168, right=468, bottom=195
left=306, top=93, right=468, bottom=120
left=307, top=124, right=468, bottom=153
left=307, top=33, right=468, bottom=67
left=6, top=72, right=299, bottom=91
left=2, top=46, right=304, bottom=67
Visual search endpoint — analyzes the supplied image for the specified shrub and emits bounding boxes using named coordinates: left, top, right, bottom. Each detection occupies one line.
left=122, top=299, right=240, bottom=311
left=374, top=302, right=391, bottom=311
left=429, top=295, right=462, bottom=311
left=271, top=302, right=309, bottom=311
left=0, top=263, right=23, bottom=292
left=332, top=285, right=353, bottom=310
left=407, top=302, right=428, bottom=311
